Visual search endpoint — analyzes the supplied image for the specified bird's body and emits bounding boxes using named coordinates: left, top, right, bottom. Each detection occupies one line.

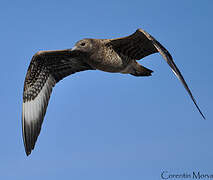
left=71, top=39, right=130, bottom=73
left=22, top=28, right=205, bottom=156
left=90, top=44, right=130, bottom=73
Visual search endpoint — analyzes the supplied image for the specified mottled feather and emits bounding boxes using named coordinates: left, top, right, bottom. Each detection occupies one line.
left=22, top=28, right=205, bottom=156
left=22, top=49, right=93, bottom=155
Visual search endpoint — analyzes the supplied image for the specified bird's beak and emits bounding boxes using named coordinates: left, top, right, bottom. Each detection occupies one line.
left=72, top=46, right=77, bottom=51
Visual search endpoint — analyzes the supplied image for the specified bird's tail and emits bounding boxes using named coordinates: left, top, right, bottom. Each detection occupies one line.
left=130, top=61, right=153, bottom=77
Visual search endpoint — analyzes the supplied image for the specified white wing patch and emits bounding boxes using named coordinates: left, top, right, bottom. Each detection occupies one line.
left=23, top=76, right=55, bottom=124
left=22, top=76, right=56, bottom=155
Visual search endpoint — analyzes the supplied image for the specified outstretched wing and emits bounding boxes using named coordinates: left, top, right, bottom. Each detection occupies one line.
left=22, top=49, right=93, bottom=156
left=107, top=28, right=205, bottom=119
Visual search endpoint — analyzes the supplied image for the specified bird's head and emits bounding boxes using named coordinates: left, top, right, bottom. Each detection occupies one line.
left=72, top=39, right=94, bottom=53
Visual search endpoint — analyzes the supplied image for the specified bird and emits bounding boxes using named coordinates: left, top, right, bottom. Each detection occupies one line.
left=22, top=28, right=205, bottom=156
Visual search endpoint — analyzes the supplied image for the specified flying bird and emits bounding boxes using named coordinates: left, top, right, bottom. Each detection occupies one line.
left=22, top=28, right=205, bottom=156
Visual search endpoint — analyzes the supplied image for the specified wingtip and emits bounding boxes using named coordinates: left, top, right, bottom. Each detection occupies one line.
left=25, top=150, right=31, bottom=156
left=24, top=140, right=33, bottom=156
left=190, top=95, right=206, bottom=120
left=200, top=112, right=206, bottom=120
left=23, top=139, right=32, bottom=156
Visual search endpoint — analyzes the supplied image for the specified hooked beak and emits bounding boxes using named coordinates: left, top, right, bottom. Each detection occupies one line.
left=72, top=46, right=77, bottom=51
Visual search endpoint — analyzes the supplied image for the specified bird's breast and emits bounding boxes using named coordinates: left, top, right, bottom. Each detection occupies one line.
left=89, top=48, right=132, bottom=73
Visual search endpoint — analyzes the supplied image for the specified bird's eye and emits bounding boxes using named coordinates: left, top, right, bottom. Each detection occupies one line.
left=80, top=42, right=86, bottom=46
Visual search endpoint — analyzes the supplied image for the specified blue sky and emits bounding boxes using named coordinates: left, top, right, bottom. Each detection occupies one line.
left=0, top=0, right=212, bottom=179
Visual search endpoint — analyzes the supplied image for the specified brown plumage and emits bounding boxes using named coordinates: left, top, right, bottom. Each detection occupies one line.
left=22, top=28, right=205, bottom=156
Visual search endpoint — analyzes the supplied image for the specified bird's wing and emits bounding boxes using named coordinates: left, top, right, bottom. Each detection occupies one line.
left=22, top=49, right=93, bottom=156
left=107, top=28, right=205, bottom=119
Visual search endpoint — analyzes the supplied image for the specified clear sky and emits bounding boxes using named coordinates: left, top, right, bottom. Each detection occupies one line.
left=0, top=0, right=212, bottom=179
